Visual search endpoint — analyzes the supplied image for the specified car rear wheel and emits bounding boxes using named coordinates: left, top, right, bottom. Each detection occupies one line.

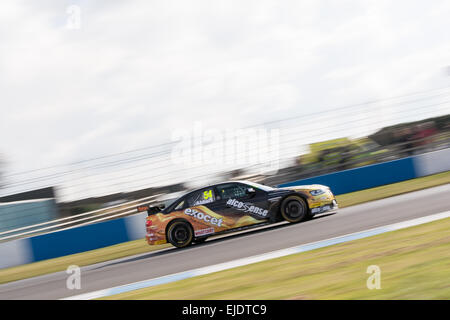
left=167, top=221, right=194, bottom=248
left=280, top=196, right=308, bottom=223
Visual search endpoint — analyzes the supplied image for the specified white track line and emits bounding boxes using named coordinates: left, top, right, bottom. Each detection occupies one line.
left=62, top=210, right=450, bottom=300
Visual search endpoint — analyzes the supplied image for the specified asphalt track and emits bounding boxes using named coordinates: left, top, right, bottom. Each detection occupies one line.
left=1, top=184, right=449, bottom=300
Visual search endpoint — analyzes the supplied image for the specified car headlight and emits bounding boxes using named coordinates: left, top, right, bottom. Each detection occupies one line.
left=310, top=189, right=325, bottom=196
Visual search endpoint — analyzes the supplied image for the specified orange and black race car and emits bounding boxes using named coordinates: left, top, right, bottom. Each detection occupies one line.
left=138, top=180, right=338, bottom=248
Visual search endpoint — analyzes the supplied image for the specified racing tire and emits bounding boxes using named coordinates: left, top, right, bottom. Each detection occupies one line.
left=280, top=196, right=308, bottom=223
left=167, top=220, right=194, bottom=248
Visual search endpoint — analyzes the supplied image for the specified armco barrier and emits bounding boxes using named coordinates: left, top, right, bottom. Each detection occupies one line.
left=0, top=149, right=449, bottom=269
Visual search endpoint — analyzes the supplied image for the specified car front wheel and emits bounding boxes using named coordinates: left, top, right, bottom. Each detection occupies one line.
left=280, top=196, right=308, bottom=223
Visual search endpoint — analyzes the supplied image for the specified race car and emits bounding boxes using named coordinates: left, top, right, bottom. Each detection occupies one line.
left=138, top=180, right=338, bottom=248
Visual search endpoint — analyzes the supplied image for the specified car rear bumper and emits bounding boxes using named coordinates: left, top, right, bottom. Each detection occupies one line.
left=146, top=232, right=167, bottom=245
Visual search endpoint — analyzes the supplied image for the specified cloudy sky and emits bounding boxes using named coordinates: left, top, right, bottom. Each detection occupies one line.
left=1, top=0, right=449, bottom=200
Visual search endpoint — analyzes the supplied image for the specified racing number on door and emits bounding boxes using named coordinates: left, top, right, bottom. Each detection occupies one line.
left=203, top=189, right=212, bottom=200
left=187, top=188, right=216, bottom=206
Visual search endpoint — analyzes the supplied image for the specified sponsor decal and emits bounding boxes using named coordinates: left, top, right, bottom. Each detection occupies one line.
left=226, top=199, right=268, bottom=217
left=195, top=227, right=215, bottom=237
left=184, top=208, right=223, bottom=227
left=192, top=189, right=214, bottom=205
left=311, top=205, right=332, bottom=214
left=194, top=198, right=213, bottom=205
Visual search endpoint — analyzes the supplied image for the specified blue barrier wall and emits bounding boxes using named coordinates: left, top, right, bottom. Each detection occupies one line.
left=279, top=157, right=417, bottom=195
left=29, top=218, right=130, bottom=262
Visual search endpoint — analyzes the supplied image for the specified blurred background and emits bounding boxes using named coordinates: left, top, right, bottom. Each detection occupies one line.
left=0, top=0, right=449, bottom=239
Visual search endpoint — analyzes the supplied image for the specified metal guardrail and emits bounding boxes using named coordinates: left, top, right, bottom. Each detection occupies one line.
left=0, top=194, right=162, bottom=242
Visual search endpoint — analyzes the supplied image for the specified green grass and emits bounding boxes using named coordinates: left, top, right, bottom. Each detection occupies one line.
left=104, top=217, right=450, bottom=300
left=0, top=171, right=449, bottom=285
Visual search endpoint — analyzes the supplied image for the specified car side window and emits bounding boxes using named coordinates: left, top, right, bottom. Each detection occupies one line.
left=174, top=200, right=185, bottom=210
left=216, top=183, right=247, bottom=200
left=186, top=188, right=216, bottom=206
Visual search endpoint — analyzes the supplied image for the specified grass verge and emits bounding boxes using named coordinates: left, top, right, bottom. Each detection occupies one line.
left=0, top=171, right=449, bottom=285
left=104, top=217, right=450, bottom=300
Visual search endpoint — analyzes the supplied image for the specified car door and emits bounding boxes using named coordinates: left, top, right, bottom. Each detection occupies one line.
left=183, top=187, right=228, bottom=232
left=210, top=182, right=270, bottom=222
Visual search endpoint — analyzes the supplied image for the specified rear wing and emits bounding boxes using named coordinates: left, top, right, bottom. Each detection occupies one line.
left=137, top=203, right=165, bottom=216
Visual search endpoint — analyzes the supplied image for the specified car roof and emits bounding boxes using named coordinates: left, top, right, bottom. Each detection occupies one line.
left=162, top=180, right=272, bottom=212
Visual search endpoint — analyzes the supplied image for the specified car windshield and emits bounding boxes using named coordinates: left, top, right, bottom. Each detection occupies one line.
left=240, top=181, right=275, bottom=192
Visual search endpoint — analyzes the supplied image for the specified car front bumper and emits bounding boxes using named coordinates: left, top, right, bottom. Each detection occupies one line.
left=310, top=199, right=338, bottom=215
